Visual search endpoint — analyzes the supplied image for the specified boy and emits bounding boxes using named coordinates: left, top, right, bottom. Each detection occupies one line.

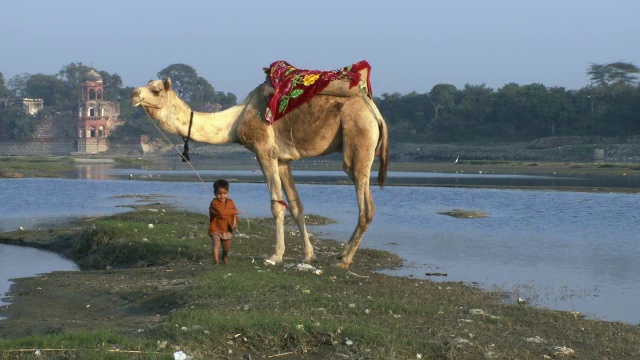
left=208, top=179, right=239, bottom=265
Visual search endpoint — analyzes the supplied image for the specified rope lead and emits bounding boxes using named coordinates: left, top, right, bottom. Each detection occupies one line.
left=181, top=111, right=194, bottom=162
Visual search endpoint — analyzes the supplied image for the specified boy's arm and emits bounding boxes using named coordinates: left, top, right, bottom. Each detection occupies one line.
left=209, top=202, right=215, bottom=222
left=209, top=200, right=225, bottom=219
left=231, top=199, right=240, bottom=215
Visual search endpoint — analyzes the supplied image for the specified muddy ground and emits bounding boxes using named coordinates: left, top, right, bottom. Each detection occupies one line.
left=0, top=262, right=204, bottom=340
left=0, top=210, right=346, bottom=343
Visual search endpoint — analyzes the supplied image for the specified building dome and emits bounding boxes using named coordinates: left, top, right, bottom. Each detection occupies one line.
left=83, top=69, right=103, bottom=82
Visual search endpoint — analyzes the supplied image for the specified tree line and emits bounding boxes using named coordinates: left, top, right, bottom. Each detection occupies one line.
left=1, top=61, right=639, bottom=143
left=375, top=62, right=640, bottom=143
left=0, top=63, right=237, bottom=141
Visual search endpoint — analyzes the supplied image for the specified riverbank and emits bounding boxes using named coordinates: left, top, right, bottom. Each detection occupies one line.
left=3, top=151, right=640, bottom=178
left=1, top=204, right=639, bottom=359
left=0, top=156, right=75, bottom=178
left=5, top=153, right=640, bottom=195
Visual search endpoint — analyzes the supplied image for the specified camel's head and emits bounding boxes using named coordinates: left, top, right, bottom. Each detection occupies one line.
left=130, top=78, right=174, bottom=110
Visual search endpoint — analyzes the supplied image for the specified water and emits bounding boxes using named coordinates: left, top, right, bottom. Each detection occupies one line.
left=0, top=244, right=79, bottom=319
left=102, top=166, right=640, bottom=188
left=1, top=172, right=639, bottom=324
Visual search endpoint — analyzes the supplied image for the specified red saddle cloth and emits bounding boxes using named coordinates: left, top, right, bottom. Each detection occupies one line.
left=265, top=60, right=372, bottom=123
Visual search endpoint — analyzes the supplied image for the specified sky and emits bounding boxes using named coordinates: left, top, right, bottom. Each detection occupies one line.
left=1, top=0, right=639, bottom=98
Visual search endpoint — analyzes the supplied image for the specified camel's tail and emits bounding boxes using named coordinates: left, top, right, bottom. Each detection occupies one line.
left=358, top=86, right=388, bottom=188
left=375, top=108, right=389, bottom=188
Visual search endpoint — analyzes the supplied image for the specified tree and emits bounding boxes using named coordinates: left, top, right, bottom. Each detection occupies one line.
left=595, top=84, right=640, bottom=136
left=108, top=108, right=158, bottom=141
left=58, top=63, right=94, bottom=110
left=450, top=84, right=495, bottom=140
left=157, top=63, right=236, bottom=111
left=428, top=84, right=458, bottom=119
left=587, top=62, right=640, bottom=87
left=0, top=72, right=10, bottom=98
left=487, top=83, right=529, bottom=139
left=212, top=91, right=237, bottom=109
left=7, top=73, right=30, bottom=98
left=456, top=84, right=494, bottom=122
left=157, top=64, right=203, bottom=103
left=56, top=63, right=125, bottom=108
left=58, top=63, right=92, bottom=90
left=538, top=86, right=573, bottom=136
left=0, top=106, right=36, bottom=140
left=374, top=91, right=433, bottom=141
left=99, top=71, right=123, bottom=101
left=25, top=74, right=65, bottom=110
left=375, top=92, right=405, bottom=136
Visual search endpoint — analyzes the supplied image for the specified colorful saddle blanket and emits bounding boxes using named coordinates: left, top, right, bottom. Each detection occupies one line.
left=264, top=60, right=372, bottom=123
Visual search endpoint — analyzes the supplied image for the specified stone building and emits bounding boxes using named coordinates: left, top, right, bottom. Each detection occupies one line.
left=15, top=98, right=44, bottom=115
left=0, top=69, right=123, bottom=155
left=76, top=69, right=122, bottom=154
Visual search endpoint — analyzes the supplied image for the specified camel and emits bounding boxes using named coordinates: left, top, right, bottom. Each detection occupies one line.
left=130, top=74, right=388, bottom=268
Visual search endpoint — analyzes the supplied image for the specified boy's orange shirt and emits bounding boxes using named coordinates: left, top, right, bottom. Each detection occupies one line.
left=208, top=198, right=239, bottom=235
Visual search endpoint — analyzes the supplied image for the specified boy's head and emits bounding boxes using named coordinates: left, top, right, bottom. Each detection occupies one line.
left=213, top=179, right=230, bottom=198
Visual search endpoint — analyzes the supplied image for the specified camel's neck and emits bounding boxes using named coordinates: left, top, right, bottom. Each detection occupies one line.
left=147, top=94, right=246, bottom=145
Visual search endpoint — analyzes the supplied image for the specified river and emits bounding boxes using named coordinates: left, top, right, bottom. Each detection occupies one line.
left=1, top=167, right=639, bottom=324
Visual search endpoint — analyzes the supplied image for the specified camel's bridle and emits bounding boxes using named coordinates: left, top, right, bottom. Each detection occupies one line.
left=181, top=111, right=194, bottom=162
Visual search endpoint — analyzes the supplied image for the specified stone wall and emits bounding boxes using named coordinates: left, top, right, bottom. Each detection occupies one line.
left=77, top=138, right=108, bottom=154
left=0, top=114, right=76, bottom=156
left=0, top=140, right=75, bottom=156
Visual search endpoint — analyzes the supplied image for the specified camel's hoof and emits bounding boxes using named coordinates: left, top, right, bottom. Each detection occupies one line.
left=301, top=254, right=316, bottom=263
left=264, top=256, right=282, bottom=266
left=335, top=262, right=350, bottom=269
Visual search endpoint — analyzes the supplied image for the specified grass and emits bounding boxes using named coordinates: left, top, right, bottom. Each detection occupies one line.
left=0, top=156, right=74, bottom=178
left=0, top=331, right=162, bottom=360
left=1, top=206, right=640, bottom=359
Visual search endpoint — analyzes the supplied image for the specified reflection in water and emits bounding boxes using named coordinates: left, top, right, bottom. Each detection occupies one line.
left=74, top=164, right=115, bottom=180
left=1, top=173, right=640, bottom=324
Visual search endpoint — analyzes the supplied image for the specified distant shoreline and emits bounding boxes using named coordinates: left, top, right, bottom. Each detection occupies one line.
left=3, top=154, right=640, bottom=193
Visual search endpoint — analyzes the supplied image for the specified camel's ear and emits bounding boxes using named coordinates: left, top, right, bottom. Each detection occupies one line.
left=163, top=78, right=172, bottom=91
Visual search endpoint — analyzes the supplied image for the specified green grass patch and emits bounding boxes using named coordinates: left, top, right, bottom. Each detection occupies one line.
left=0, top=331, right=162, bottom=360
left=0, top=156, right=75, bottom=178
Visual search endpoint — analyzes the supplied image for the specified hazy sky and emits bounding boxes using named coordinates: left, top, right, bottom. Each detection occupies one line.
left=1, top=0, right=639, bottom=98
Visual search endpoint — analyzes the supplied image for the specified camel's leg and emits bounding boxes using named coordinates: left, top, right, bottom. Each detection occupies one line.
left=337, top=147, right=376, bottom=268
left=278, top=161, right=314, bottom=263
left=256, top=149, right=287, bottom=264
